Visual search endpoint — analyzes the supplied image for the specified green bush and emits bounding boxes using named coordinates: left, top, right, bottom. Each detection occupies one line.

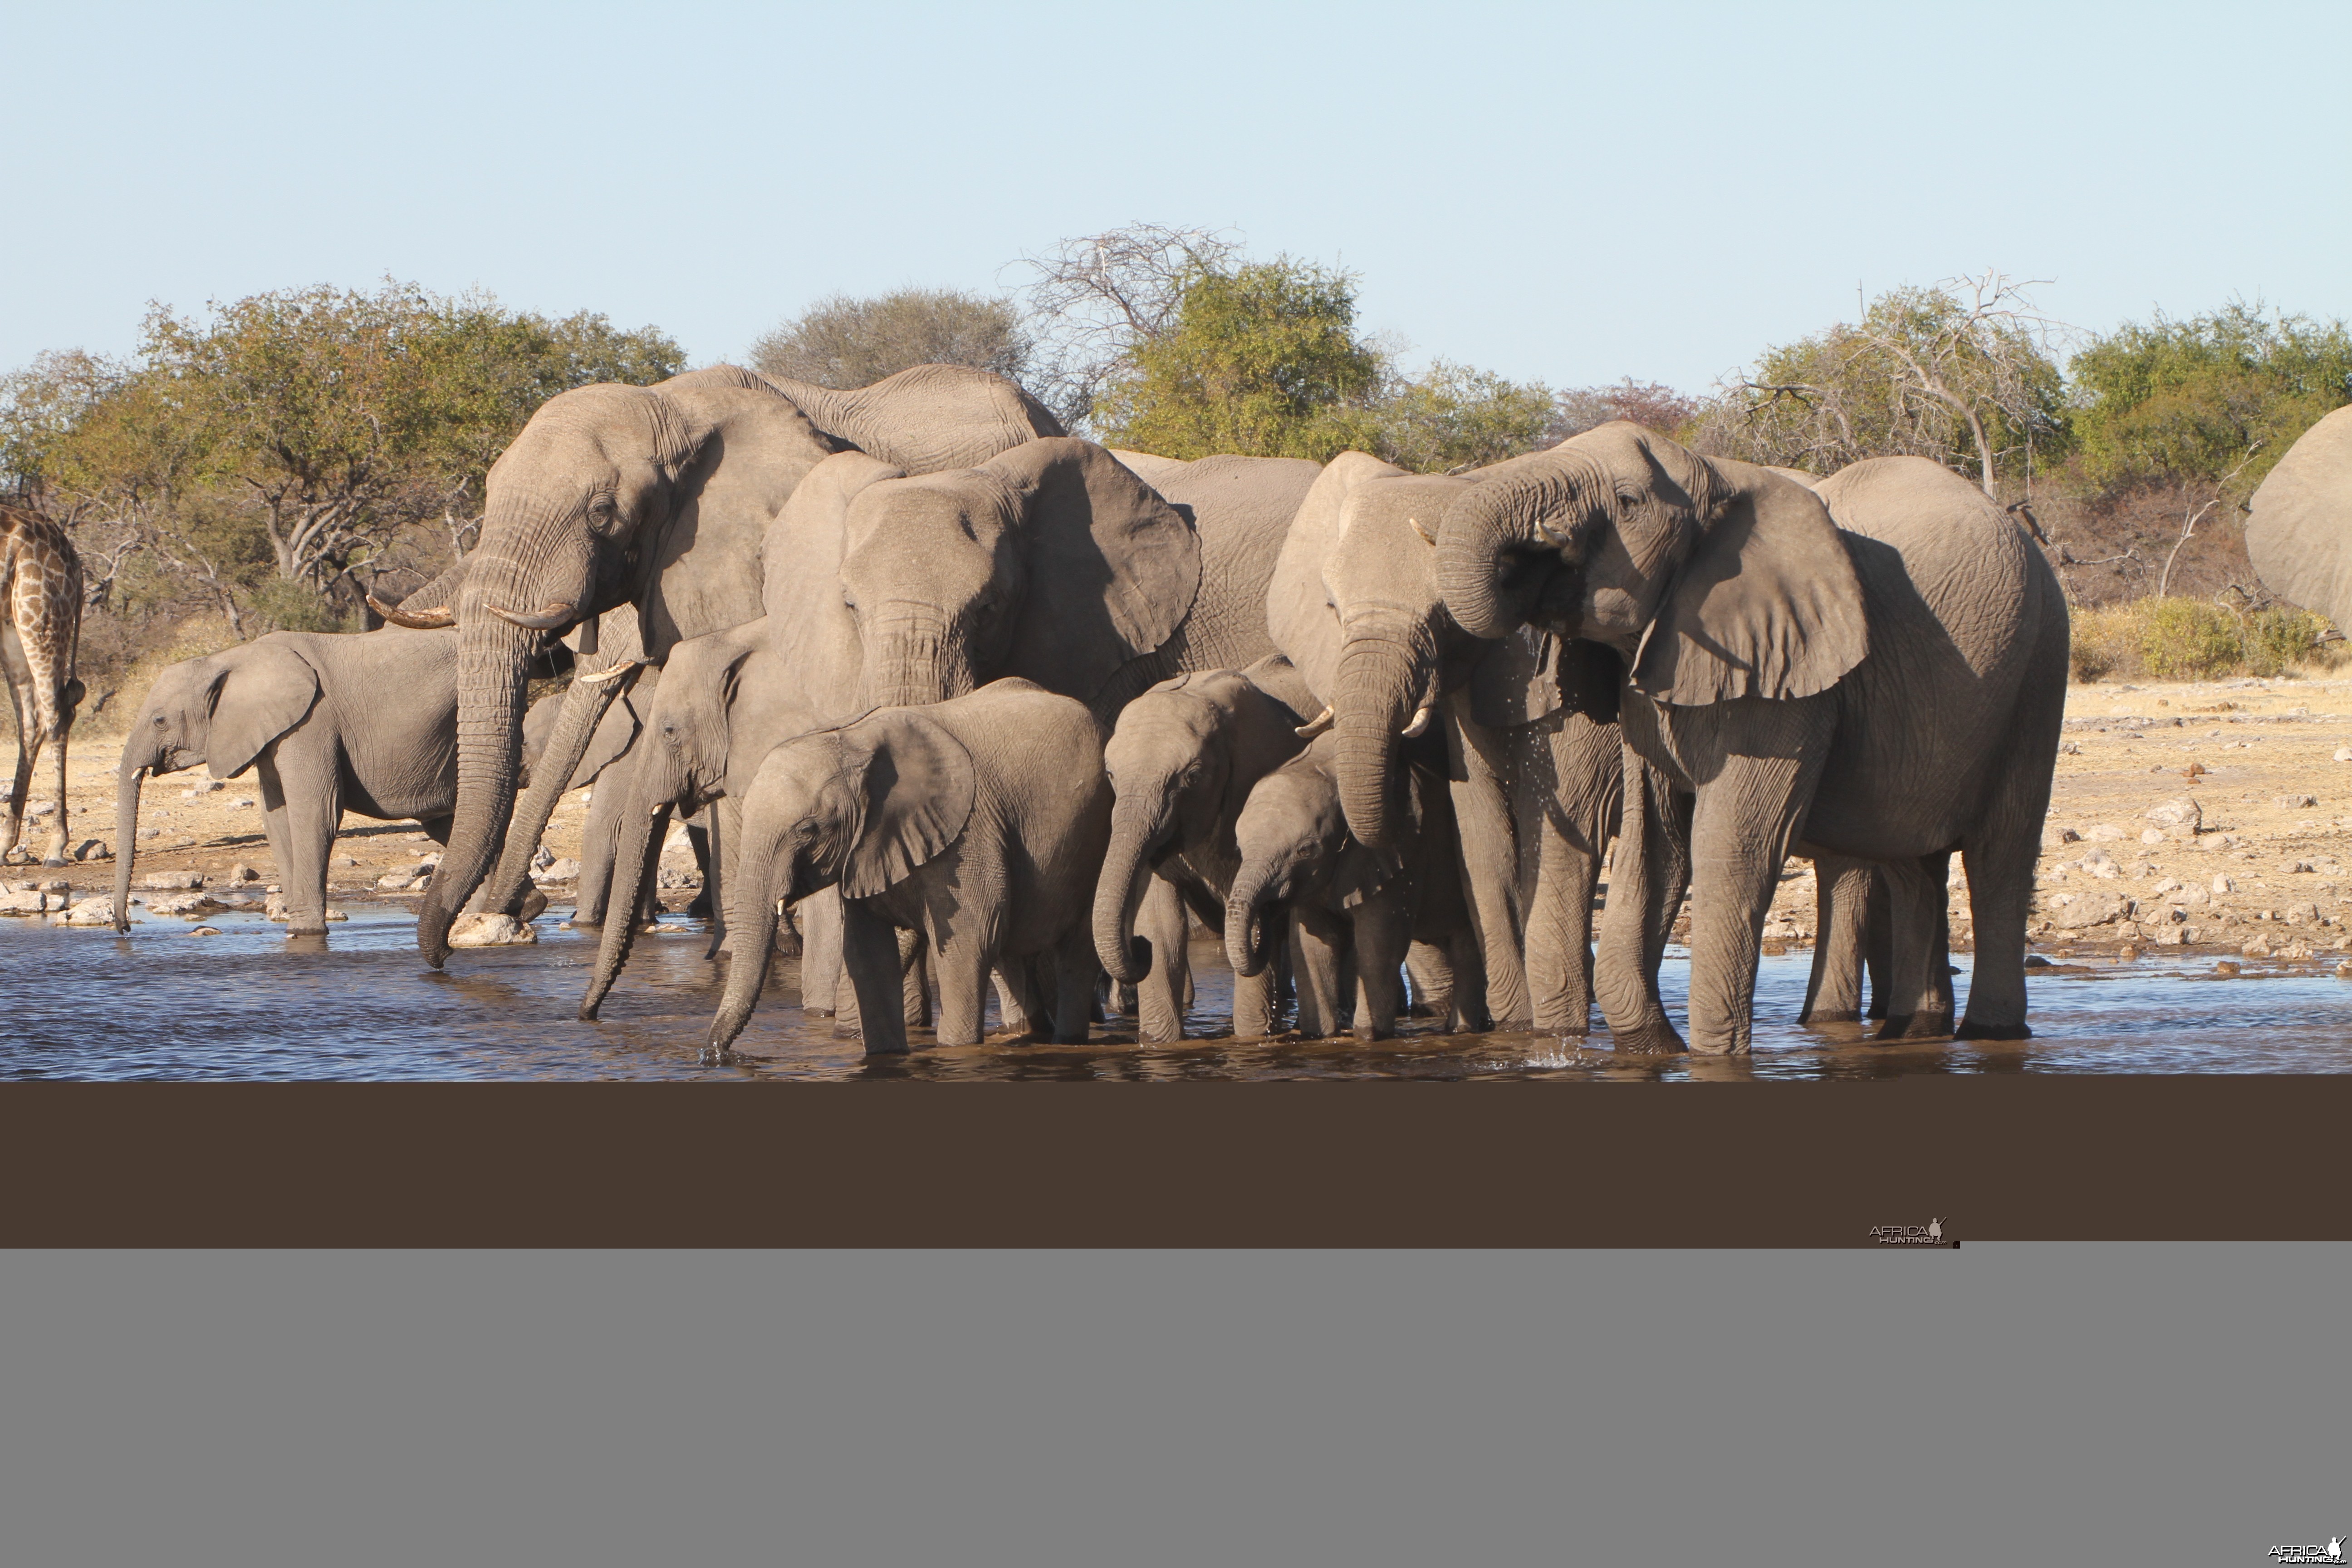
left=2068, top=597, right=2346, bottom=682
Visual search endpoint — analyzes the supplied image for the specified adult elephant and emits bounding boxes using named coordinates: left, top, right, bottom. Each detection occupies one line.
left=1265, top=452, right=1623, bottom=1034
left=2245, top=404, right=2352, bottom=632
left=375, top=362, right=1060, bottom=966
left=1435, top=429, right=2068, bottom=1052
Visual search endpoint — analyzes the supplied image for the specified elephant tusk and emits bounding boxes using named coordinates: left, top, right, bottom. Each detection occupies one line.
left=1294, top=706, right=1335, bottom=739
left=1400, top=703, right=1435, bottom=739
left=578, top=660, right=641, bottom=686
left=1408, top=515, right=1436, bottom=547
left=368, top=594, right=455, bottom=630
left=488, top=601, right=579, bottom=632
left=1534, top=518, right=1572, bottom=547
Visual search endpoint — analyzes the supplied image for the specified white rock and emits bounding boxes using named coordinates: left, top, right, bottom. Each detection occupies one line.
left=448, top=912, right=539, bottom=947
left=2146, top=798, right=2202, bottom=830
left=2335, top=746, right=2352, bottom=763
left=63, top=900, right=118, bottom=926
left=2212, top=874, right=2237, bottom=894
left=135, top=872, right=205, bottom=891
left=0, top=889, right=48, bottom=915
left=2085, top=823, right=2127, bottom=842
left=534, top=857, right=582, bottom=883
left=2139, top=828, right=2166, bottom=844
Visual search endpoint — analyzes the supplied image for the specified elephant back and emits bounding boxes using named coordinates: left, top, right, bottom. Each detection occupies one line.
left=1144, top=454, right=1326, bottom=676
left=2246, top=403, right=2352, bottom=632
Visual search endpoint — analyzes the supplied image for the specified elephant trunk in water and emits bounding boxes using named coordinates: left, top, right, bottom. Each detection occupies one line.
left=1092, top=795, right=1171, bottom=985
left=579, top=767, right=676, bottom=1020
left=417, top=521, right=595, bottom=967
left=1225, top=862, right=1281, bottom=980
left=1333, top=624, right=1431, bottom=852
left=111, top=742, right=164, bottom=931
left=707, top=805, right=791, bottom=1052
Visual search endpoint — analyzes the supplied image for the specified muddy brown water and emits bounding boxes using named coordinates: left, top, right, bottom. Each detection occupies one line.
left=6, top=905, right=2352, bottom=1079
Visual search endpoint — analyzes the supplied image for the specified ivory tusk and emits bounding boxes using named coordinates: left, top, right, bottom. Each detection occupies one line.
left=1294, top=706, right=1335, bottom=739
left=368, top=594, right=455, bottom=630
left=1400, top=703, right=1435, bottom=738
left=1408, top=515, right=1436, bottom=547
left=578, top=661, right=640, bottom=686
left=488, top=601, right=578, bottom=632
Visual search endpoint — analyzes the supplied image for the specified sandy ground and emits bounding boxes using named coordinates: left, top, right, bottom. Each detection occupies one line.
left=12, top=673, right=2352, bottom=960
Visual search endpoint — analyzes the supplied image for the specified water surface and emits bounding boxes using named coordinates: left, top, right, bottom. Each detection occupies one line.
left=5, top=907, right=2350, bottom=1080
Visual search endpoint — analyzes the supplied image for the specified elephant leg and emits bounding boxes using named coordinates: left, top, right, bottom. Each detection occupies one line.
left=272, top=749, right=343, bottom=938
left=251, top=759, right=311, bottom=936
left=1447, top=714, right=1531, bottom=1029
left=899, top=926, right=931, bottom=1030
left=481, top=665, right=638, bottom=919
left=1597, top=750, right=1692, bottom=1053
left=1288, top=908, right=1345, bottom=1040
left=684, top=819, right=715, bottom=919
left=1683, top=749, right=1823, bottom=1055
left=1958, top=831, right=2041, bottom=1040
left=839, top=901, right=909, bottom=1055
left=1132, top=872, right=1190, bottom=1043
left=931, top=931, right=991, bottom=1049
left=994, top=960, right=1039, bottom=1038
left=1864, top=874, right=1894, bottom=1020
left=1230, top=960, right=1280, bottom=1040
left=1529, top=828, right=1599, bottom=1037
left=1801, top=856, right=1877, bottom=1024
left=1350, top=897, right=1412, bottom=1041
left=797, top=887, right=844, bottom=1017
left=1051, top=927, right=1099, bottom=1045
left=1335, top=944, right=1359, bottom=1033
left=1875, top=854, right=1955, bottom=1040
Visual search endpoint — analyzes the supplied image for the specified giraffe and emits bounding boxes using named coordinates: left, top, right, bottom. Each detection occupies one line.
left=1, top=502, right=85, bottom=866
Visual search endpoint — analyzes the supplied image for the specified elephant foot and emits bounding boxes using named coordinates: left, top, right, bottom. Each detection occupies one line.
left=519, top=888, right=549, bottom=923
left=1874, top=1012, right=1953, bottom=1043
left=569, top=913, right=603, bottom=930
left=1956, top=1018, right=2033, bottom=1041
left=686, top=896, right=715, bottom=920
left=1608, top=1019, right=1686, bottom=1054
left=1801, top=1008, right=1862, bottom=1025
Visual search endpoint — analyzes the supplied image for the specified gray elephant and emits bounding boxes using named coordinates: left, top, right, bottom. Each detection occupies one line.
left=1224, top=731, right=1477, bottom=1040
left=1435, top=432, right=2069, bottom=1052
left=517, top=673, right=691, bottom=929
left=1266, top=452, right=1623, bottom=1034
left=376, top=362, right=1061, bottom=967
left=2246, top=403, right=2352, bottom=632
left=111, top=626, right=473, bottom=936
left=1091, top=657, right=1320, bottom=1041
left=708, top=679, right=1113, bottom=1056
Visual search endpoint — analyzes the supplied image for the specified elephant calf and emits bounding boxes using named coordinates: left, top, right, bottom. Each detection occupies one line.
left=1225, top=731, right=1479, bottom=1041
left=709, top=679, right=1113, bottom=1056
left=112, top=627, right=469, bottom=936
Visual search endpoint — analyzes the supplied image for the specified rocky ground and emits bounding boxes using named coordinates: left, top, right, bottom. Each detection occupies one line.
left=13, top=673, right=2352, bottom=963
left=0, top=731, right=701, bottom=930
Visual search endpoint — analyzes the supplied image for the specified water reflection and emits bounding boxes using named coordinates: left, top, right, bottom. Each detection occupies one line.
left=5, top=908, right=2350, bottom=1081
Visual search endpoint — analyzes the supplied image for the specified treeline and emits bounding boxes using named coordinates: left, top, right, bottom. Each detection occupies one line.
left=6, top=226, right=2349, bottom=712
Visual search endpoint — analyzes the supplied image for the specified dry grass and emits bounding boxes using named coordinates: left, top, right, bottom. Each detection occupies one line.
left=2068, top=597, right=2347, bottom=684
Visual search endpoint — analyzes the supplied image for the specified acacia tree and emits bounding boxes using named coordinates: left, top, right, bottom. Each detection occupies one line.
left=0, top=282, right=684, bottom=632
left=1693, top=271, right=2070, bottom=498
left=748, top=288, right=1030, bottom=389
left=1016, top=223, right=1245, bottom=432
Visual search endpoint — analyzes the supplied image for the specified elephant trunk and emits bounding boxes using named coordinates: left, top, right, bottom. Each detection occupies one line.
left=1225, top=862, right=1280, bottom=979
left=1093, top=798, right=1171, bottom=984
left=709, top=813, right=789, bottom=1053
left=474, top=658, right=637, bottom=919
left=1435, top=471, right=1568, bottom=640
left=111, top=745, right=160, bottom=931
left=579, top=764, right=675, bottom=1021
left=417, top=519, right=595, bottom=966
left=1333, top=631, right=1427, bottom=851
left=862, top=602, right=973, bottom=711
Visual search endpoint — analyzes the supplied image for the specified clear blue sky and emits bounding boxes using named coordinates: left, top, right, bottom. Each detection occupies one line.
left=4, top=0, right=2346, bottom=392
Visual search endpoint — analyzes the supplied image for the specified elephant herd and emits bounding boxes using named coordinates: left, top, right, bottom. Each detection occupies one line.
left=107, top=362, right=2071, bottom=1057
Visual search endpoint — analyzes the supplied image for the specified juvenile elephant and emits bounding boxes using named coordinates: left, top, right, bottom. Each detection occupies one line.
left=709, top=680, right=1113, bottom=1056
left=111, top=626, right=470, bottom=936
left=1224, top=731, right=1478, bottom=1040
left=1436, top=431, right=2068, bottom=1051
left=1267, top=453, right=1623, bottom=1033
left=516, top=674, right=676, bottom=928
left=390, top=362, right=1061, bottom=967
left=1092, top=656, right=1319, bottom=1041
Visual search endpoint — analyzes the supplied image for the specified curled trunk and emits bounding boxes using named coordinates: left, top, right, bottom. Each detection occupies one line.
left=1225, top=864, right=1279, bottom=979
left=1333, top=635, right=1423, bottom=851
left=1434, top=480, right=1553, bottom=641
left=1092, top=800, right=1169, bottom=984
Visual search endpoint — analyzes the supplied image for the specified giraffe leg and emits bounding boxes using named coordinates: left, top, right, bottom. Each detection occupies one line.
left=1, top=628, right=35, bottom=865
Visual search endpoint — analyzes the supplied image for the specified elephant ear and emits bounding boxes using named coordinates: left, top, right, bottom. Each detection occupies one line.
left=995, top=438, right=1203, bottom=703
left=1333, top=841, right=1402, bottom=911
left=840, top=710, right=977, bottom=900
left=635, top=369, right=845, bottom=662
left=2247, top=404, right=2352, bottom=631
left=1268, top=452, right=1408, bottom=702
left=1632, top=465, right=1869, bottom=705
left=571, top=687, right=647, bottom=789
left=206, top=642, right=321, bottom=779
left=1467, top=626, right=1566, bottom=729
